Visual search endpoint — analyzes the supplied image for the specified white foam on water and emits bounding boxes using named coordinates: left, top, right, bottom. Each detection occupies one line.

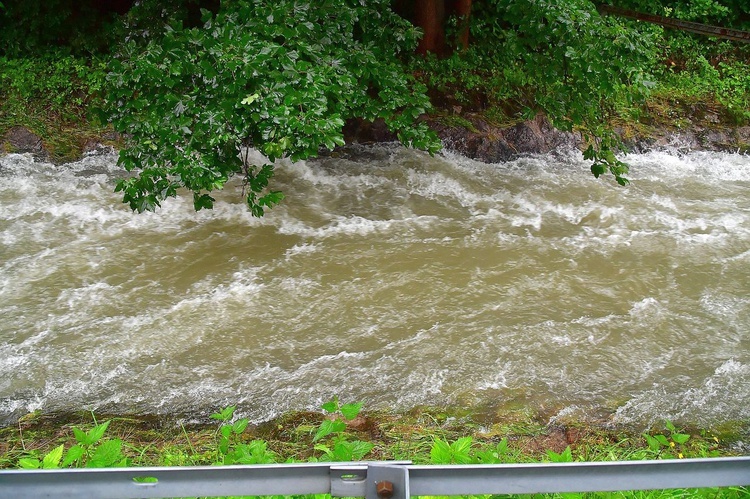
left=614, top=359, right=750, bottom=426
left=477, top=370, right=509, bottom=391
left=276, top=213, right=439, bottom=240
left=629, top=297, right=661, bottom=316
left=2, top=148, right=750, bottom=424
left=627, top=150, right=750, bottom=182
left=284, top=243, right=320, bottom=257
left=55, top=282, right=120, bottom=309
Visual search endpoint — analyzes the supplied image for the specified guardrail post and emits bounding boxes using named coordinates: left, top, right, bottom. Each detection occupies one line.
left=366, top=464, right=410, bottom=499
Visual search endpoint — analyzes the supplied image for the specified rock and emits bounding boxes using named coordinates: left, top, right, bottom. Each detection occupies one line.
left=342, top=118, right=397, bottom=144
left=429, top=113, right=582, bottom=163
left=1, top=126, right=48, bottom=160
left=736, top=126, right=750, bottom=148
left=82, top=139, right=116, bottom=156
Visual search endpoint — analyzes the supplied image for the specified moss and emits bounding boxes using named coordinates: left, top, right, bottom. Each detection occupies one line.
left=433, top=112, right=479, bottom=133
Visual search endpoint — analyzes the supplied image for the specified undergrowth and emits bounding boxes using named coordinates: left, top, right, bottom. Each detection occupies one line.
left=0, top=51, right=112, bottom=161
left=1, top=398, right=748, bottom=498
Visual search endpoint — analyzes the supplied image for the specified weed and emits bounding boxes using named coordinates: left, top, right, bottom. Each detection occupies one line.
left=313, top=396, right=374, bottom=462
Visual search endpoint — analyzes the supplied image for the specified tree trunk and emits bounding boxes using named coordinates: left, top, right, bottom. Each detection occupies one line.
left=415, top=0, right=446, bottom=55
left=452, top=0, right=472, bottom=51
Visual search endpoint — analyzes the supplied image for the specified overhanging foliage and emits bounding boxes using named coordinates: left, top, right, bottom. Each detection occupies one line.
left=106, top=0, right=440, bottom=214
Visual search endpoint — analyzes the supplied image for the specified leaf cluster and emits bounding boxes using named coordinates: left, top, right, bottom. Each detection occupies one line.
left=106, top=0, right=440, bottom=214
left=0, top=0, right=124, bottom=57
left=210, top=406, right=278, bottom=465
left=641, top=419, right=694, bottom=460
left=18, top=420, right=126, bottom=470
left=414, top=0, right=662, bottom=185
left=0, top=53, right=107, bottom=117
left=601, top=0, right=750, bottom=29
left=312, top=396, right=373, bottom=462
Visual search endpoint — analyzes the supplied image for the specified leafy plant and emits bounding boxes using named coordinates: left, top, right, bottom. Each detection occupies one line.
left=209, top=405, right=265, bottom=465
left=18, top=419, right=127, bottom=469
left=546, top=445, right=574, bottom=463
left=0, top=53, right=106, bottom=118
left=0, top=0, right=123, bottom=57
left=6, top=405, right=750, bottom=499
left=642, top=420, right=692, bottom=459
left=473, top=438, right=513, bottom=464
left=415, top=0, right=663, bottom=185
left=67, top=420, right=127, bottom=468
left=584, top=142, right=631, bottom=186
left=17, top=444, right=64, bottom=470
left=313, top=397, right=373, bottom=461
left=430, top=436, right=474, bottom=464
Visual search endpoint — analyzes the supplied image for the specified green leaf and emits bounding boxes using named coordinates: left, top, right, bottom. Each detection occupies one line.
left=211, top=406, right=235, bottom=421
left=42, top=444, right=65, bottom=469
left=496, top=438, right=509, bottom=455
left=654, top=434, right=670, bottom=446
left=340, top=402, right=362, bottom=421
left=62, top=445, right=85, bottom=467
left=220, top=425, right=233, bottom=438
left=193, top=193, right=215, bottom=211
left=643, top=433, right=661, bottom=451
left=591, top=163, right=606, bottom=178
left=86, top=440, right=123, bottom=468
left=321, top=397, right=339, bottom=414
left=257, top=191, right=285, bottom=209
left=451, top=436, right=473, bottom=456
left=18, top=458, right=41, bottom=469
left=232, top=418, right=249, bottom=435
left=602, top=149, right=617, bottom=164
left=348, top=440, right=374, bottom=461
left=331, top=441, right=356, bottom=461
left=547, top=446, right=573, bottom=463
left=430, top=438, right=452, bottom=464
left=72, top=427, right=88, bottom=445
left=86, top=421, right=110, bottom=446
left=313, top=419, right=346, bottom=442
left=313, top=444, right=333, bottom=459
left=672, top=433, right=691, bottom=444
left=218, top=436, right=230, bottom=456
left=241, top=93, right=260, bottom=105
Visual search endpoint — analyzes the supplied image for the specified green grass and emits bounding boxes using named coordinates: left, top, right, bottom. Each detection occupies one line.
left=1, top=402, right=748, bottom=498
left=0, top=52, right=117, bottom=162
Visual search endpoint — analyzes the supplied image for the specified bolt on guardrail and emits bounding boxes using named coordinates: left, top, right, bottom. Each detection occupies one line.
left=0, top=457, right=749, bottom=499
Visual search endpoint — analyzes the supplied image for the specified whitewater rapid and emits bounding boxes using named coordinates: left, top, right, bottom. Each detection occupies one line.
left=1, top=145, right=748, bottom=426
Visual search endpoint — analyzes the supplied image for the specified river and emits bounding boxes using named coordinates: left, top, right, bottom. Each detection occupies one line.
left=1, top=145, right=748, bottom=427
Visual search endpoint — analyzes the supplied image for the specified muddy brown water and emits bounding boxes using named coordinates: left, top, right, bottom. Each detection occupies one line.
left=1, top=145, right=748, bottom=426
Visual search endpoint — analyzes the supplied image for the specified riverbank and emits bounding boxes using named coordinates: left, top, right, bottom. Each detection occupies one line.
left=3, top=108, right=750, bottom=166
left=2, top=404, right=748, bottom=469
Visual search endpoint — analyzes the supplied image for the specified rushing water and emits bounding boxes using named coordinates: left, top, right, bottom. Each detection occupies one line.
left=0, top=145, right=748, bottom=426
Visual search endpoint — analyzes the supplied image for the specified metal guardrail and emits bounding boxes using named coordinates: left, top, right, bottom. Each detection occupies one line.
left=1, top=457, right=749, bottom=499
left=597, top=5, right=750, bottom=43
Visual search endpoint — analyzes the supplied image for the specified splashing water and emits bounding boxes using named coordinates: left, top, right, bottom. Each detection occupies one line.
left=1, top=146, right=748, bottom=426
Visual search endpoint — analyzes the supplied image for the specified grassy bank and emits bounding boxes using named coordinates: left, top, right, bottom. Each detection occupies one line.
left=0, top=52, right=117, bottom=162
left=2, top=400, right=748, bottom=498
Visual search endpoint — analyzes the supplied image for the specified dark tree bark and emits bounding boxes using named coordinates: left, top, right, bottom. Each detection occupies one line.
left=400, top=0, right=472, bottom=56
left=451, top=0, right=472, bottom=51
left=414, top=0, right=446, bottom=55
